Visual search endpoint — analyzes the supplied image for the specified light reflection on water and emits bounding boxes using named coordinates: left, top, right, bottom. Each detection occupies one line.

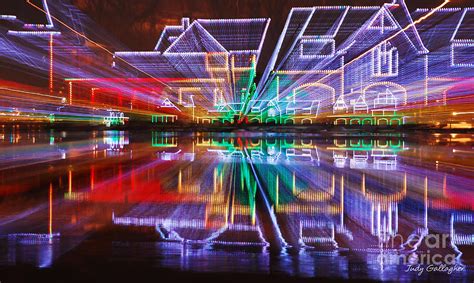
left=0, top=126, right=473, bottom=281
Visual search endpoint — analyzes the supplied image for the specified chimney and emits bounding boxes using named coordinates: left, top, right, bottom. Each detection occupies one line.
left=182, top=18, right=190, bottom=29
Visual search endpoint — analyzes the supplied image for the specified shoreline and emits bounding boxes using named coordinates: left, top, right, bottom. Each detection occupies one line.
left=1, top=122, right=472, bottom=134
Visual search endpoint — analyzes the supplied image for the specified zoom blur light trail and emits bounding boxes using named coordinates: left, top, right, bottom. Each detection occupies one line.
left=0, top=0, right=471, bottom=128
left=25, top=0, right=173, bottom=89
left=251, top=0, right=472, bottom=127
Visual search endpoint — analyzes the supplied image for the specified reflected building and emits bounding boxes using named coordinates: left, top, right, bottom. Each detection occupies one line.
left=329, top=137, right=406, bottom=170
left=1, top=131, right=473, bottom=278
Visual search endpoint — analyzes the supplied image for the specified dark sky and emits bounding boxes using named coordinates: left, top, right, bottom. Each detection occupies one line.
left=0, top=0, right=48, bottom=24
left=2, top=0, right=474, bottom=77
left=68, top=0, right=474, bottom=76
left=69, top=0, right=474, bottom=51
left=2, top=0, right=473, bottom=51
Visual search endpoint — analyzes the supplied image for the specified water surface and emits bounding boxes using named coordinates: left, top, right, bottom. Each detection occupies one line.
left=0, top=127, right=473, bottom=281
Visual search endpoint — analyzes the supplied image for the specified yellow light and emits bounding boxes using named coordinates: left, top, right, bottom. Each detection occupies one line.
left=49, top=183, right=53, bottom=237
left=49, top=34, right=53, bottom=93
left=68, top=81, right=73, bottom=105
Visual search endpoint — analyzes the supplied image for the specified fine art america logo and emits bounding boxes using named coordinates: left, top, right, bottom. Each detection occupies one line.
left=376, top=233, right=466, bottom=276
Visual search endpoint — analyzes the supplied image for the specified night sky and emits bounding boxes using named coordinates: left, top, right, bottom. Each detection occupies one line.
left=69, top=0, right=474, bottom=51
left=0, top=0, right=48, bottom=24
left=2, top=0, right=474, bottom=77
left=2, top=0, right=473, bottom=50
left=68, top=0, right=474, bottom=76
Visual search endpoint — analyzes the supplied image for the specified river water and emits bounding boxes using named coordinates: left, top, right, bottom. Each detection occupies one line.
left=0, top=126, right=472, bottom=281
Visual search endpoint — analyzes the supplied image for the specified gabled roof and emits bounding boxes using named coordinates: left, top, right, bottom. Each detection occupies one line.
left=332, top=2, right=428, bottom=54
left=286, top=6, right=381, bottom=49
left=354, top=94, right=368, bottom=108
left=197, top=18, right=269, bottom=51
left=164, top=21, right=227, bottom=54
left=154, top=25, right=185, bottom=52
left=334, top=95, right=348, bottom=110
left=451, top=8, right=474, bottom=41
left=277, top=0, right=426, bottom=66
left=333, top=6, right=380, bottom=47
left=154, top=18, right=188, bottom=52
left=385, top=1, right=428, bottom=53
left=303, top=7, right=348, bottom=37
left=155, top=17, right=270, bottom=54
left=411, top=8, right=466, bottom=51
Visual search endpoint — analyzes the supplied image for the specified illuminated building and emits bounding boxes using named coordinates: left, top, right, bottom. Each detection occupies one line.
left=255, top=1, right=430, bottom=125
left=0, top=0, right=472, bottom=126
left=413, top=7, right=474, bottom=127
left=113, top=17, right=270, bottom=123
left=0, top=0, right=134, bottom=121
left=329, top=137, right=407, bottom=170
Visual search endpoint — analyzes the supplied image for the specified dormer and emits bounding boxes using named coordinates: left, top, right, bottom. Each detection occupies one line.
left=371, top=41, right=398, bottom=77
left=451, top=42, right=474, bottom=67
left=353, top=94, right=368, bottom=114
left=367, top=7, right=398, bottom=34
left=450, top=9, right=474, bottom=67
left=333, top=96, right=348, bottom=114
left=299, top=37, right=335, bottom=59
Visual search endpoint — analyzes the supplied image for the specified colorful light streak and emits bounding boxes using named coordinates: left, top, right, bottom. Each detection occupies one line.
left=0, top=0, right=472, bottom=127
left=0, top=126, right=472, bottom=279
